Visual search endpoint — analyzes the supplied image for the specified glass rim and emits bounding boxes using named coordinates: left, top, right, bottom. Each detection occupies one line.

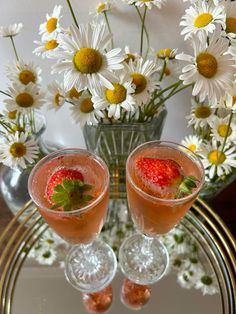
left=126, top=140, right=205, bottom=204
left=28, top=148, right=110, bottom=215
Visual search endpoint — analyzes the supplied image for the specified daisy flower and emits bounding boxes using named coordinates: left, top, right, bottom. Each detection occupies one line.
left=181, top=134, right=202, bottom=153
left=133, top=0, right=166, bottom=10
left=186, top=98, right=215, bottom=129
left=156, top=48, right=177, bottom=60
left=39, top=5, right=62, bottom=40
left=66, top=86, right=83, bottom=101
left=91, top=1, right=112, bottom=16
left=219, top=83, right=236, bottom=113
left=126, top=58, right=160, bottom=106
left=0, top=23, right=23, bottom=37
left=195, top=273, right=219, bottom=295
left=33, top=37, right=60, bottom=59
left=51, top=23, right=124, bottom=92
left=70, top=90, right=104, bottom=126
left=35, top=247, right=57, bottom=265
left=6, top=60, right=42, bottom=86
left=92, top=73, right=136, bottom=120
left=124, top=46, right=139, bottom=64
left=201, top=141, right=236, bottom=179
left=1, top=110, right=18, bottom=122
left=4, top=83, right=45, bottom=113
left=45, top=81, right=66, bottom=111
left=177, top=266, right=202, bottom=290
left=210, top=116, right=236, bottom=143
left=0, top=132, right=39, bottom=169
left=222, top=0, right=236, bottom=41
left=163, top=228, right=189, bottom=255
left=180, top=2, right=225, bottom=40
left=176, top=29, right=235, bottom=104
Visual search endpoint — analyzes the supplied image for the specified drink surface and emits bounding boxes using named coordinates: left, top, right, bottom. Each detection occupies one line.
left=30, top=153, right=109, bottom=244
left=126, top=145, right=202, bottom=235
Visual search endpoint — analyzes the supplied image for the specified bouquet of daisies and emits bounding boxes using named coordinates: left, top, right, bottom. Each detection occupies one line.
left=179, top=0, right=236, bottom=194
left=0, top=24, right=45, bottom=169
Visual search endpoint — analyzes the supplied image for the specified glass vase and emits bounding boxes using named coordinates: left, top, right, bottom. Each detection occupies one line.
left=83, top=109, right=167, bottom=237
left=0, top=112, right=61, bottom=217
left=83, top=109, right=167, bottom=200
left=199, top=170, right=236, bottom=201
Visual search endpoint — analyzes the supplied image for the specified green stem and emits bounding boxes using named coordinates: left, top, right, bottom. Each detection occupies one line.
left=140, top=6, right=147, bottom=56
left=10, top=36, right=19, bottom=61
left=159, top=60, right=167, bottom=82
left=103, top=11, right=114, bottom=49
left=135, top=6, right=150, bottom=58
left=66, top=0, right=79, bottom=28
left=156, top=83, right=192, bottom=108
left=0, top=90, right=11, bottom=98
left=220, top=111, right=234, bottom=154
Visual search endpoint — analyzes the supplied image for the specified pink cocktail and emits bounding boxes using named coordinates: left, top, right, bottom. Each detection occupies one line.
left=119, top=141, right=204, bottom=285
left=28, top=149, right=117, bottom=293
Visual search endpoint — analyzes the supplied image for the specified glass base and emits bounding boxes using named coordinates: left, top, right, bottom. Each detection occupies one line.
left=65, top=239, right=117, bottom=293
left=119, top=234, right=169, bottom=285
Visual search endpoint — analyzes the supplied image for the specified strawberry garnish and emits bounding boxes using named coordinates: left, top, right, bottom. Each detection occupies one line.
left=135, top=158, right=198, bottom=198
left=46, top=168, right=94, bottom=211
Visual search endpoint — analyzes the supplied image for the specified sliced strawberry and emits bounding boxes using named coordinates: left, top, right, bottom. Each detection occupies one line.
left=136, top=158, right=182, bottom=188
left=46, top=168, right=84, bottom=203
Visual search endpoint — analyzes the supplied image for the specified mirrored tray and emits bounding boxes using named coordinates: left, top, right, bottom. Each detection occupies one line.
left=0, top=198, right=235, bottom=314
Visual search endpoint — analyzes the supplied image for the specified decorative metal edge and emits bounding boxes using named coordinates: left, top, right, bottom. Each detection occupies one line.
left=0, top=199, right=235, bottom=314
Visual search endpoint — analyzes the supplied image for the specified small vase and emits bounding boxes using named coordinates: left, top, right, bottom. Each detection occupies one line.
left=83, top=108, right=167, bottom=199
left=0, top=112, right=61, bottom=217
left=199, top=170, right=236, bottom=201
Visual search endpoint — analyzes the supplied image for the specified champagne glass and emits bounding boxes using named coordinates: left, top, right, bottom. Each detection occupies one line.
left=119, top=141, right=204, bottom=285
left=28, top=148, right=117, bottom=293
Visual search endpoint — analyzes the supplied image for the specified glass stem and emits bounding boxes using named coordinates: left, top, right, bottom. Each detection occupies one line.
left=141, top=234, right=153, bottom=255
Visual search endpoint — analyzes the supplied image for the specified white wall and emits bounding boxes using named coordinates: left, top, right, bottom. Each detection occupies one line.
left=0, top=0, right=192, bottom=148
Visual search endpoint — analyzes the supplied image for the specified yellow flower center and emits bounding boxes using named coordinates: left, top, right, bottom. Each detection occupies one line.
left=97, top=2, right=106, bottom=13
left=157, top=48, right=175, bottom=59
left=16, top=93, right=34, bottom=108
left=196, top=52, right=218, bottom=78
left=9, top=142, right=26, bottom=158
left=188, top=144, right=197, bottom=152
left=44, top=39, right=59, bottom=50
left=69, top=87, right=82, bottom=99
left=105, top=83, right=127, bottom=104
left=218, top=124, right=232, bottom=138
left=208, top=150, right=226, bottom=165
left=80, top=98, right=94, bottom=113
left=46, top=17, right=58, bottom=33
left=73, top=48, right=103, bottom=74
left=8, top=110, right=17, bottom=119
left=232, top=96, right=236, bottom=104
left=54, top=93, right=62, bottom=106
left=194, top=13, right=213, bottom=28
left=194, top=105, right=211, bottom=119
left=226, top=17, right=236, bottom=34
left=19, top=70, right=36, bottom=85
left=124, top=53, right=136, bottom=63
left=131, top=73, right=147, bottom=94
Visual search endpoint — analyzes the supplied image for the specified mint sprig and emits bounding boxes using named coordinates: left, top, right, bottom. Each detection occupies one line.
left=50, top=178, right=94, bottom=211
left=176, top=175, right=199, bottom=199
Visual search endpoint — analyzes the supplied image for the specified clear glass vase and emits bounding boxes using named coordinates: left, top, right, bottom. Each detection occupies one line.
left=0, top=112, right=62, bottom=217
left=83, top=109, right=167, bottom=240
left=199, top=170, right=236, bottom=201
left=83, top=109, right=167, bottom=200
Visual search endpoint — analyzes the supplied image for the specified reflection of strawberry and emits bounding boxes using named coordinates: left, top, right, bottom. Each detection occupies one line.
left=136, top=158, right=182, bottom=188
left=46, top=168, right=93, bottom=211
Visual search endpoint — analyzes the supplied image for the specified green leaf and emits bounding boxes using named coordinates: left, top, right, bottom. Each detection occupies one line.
left=176, top=175, right=198, bottom=198
left=53, top=184, right=65, bottom=192
left=62, top=178, right=74, bottom=191
left=82, top=194, right=94, bottom=201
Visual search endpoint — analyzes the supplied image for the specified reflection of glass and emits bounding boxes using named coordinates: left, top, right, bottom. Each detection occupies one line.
left=120, top=278, right=151, bottom=310
left=82, top=285, right=113, bottom=314
left=28, top=149, right=117, bottom=293
left=119, top=141, right=204, bottom=285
